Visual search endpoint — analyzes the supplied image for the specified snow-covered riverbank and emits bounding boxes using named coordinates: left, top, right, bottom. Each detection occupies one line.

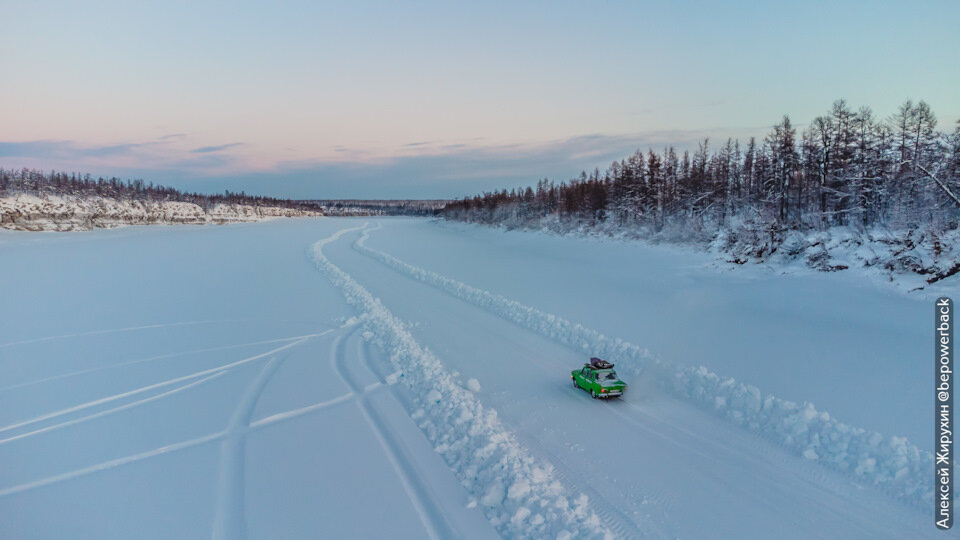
left=444, top=215, right=960, bottom=294
left=0, top=193, right=323, bottom=231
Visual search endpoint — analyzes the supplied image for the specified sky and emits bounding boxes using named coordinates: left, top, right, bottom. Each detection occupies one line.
left=1, top=0, right=958, bottom=199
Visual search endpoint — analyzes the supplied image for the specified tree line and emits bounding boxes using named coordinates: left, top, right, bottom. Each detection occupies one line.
left=0, top=168, right=325, bottom=211
left=312, top=199, right=451, bottom=216
left=443, top=100, right=960, bottom=241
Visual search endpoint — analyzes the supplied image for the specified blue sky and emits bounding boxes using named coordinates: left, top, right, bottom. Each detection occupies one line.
left=1, top=0, right=958, bottom=198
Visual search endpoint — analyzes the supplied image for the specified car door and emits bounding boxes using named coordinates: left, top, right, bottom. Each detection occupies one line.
left=576, top=367, right=591, bottom=389
left=582, top=368, right=596, bottom=392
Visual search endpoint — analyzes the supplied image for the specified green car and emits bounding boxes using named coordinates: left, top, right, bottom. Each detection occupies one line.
left=571, top=358, right=627, bottom=399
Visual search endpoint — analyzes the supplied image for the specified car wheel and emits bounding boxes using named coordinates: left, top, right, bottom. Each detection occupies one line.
left=573, top=379, right=579, bottom=389
left=591, top=389, right=597, bottom=399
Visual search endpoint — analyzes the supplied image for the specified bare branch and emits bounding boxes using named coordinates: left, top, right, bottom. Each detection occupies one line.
left=917, top=164, right=960, bottom=208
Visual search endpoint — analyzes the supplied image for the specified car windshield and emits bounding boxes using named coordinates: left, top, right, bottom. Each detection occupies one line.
left=597, top=370, right=618, bottom=381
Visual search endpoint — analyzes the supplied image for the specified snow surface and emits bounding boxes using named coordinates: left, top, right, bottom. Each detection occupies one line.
left=0, top=217, right=942, bottom=538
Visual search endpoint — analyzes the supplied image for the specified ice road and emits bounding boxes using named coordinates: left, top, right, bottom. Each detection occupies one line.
left=0, top=217, right=941, bottom=538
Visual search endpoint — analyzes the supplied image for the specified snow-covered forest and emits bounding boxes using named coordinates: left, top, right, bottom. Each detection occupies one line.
left=0, top=169, right=445, bottom=229
left=312, top=199, right=450, bottom=216
left=0, top=169, right=328, bottom=230
left=443, top=100, right=960, bottom=281
left=0, top=168, right=324, bottom=212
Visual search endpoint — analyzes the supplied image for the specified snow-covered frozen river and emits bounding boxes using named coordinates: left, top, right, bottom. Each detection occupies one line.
left=0, top=217, right=944, bottom=538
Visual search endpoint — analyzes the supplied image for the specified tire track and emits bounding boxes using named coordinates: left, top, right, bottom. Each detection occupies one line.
left=0, top=318, right=329, bottom=350
left=0, top=430, right=227, bottom=498
left=0, top=329, right=356, bottom=501
left=519, top=436, right=650, bottom=539
left=330, top=326, right=450, bottom=540
left=0, top=334, right=327, bottom=435
left=0, top=320, right=226, bottom=349
left=611, top=400, right=859, bottom=524
left=249, top=393, right=354, bottom=428
left=0, top=372, right=226, bottom=446
left=356, top=338, right=483, bottom=539
left=0, top=377, right=353, bottom=500
left=212, top=330, right=323, bottom=540
left=1, top=333, right=324, bottom=394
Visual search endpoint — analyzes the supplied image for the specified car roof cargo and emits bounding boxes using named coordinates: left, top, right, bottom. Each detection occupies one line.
left=588, top=357, right=614, bottom=369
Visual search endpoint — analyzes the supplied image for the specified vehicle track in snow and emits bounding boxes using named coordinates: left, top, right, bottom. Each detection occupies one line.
left=0, top=372, right=226, bottom=446
left=212, top=329, right=334, bottom=540
left=0, top=318, right=330, bottom=351
left=0, top=332, right=357, bottom=502
left=330, top=325, right=450, bottom=540
left=0, top=320, right=227, bottom=350
left=606, top=400, right=846, bottom=514
left=0, top=393, right=359, bottom=501
left=0, top=331, right=346, bottom=500
left=0, top=334, right=326, bottom=436
left=0, top=333, right=325, bottom=394
left=517, top=433, right=650, bottom=539
left=355, top=336, right=502, bottom=539
left=0, top=429, right=227, bottom=499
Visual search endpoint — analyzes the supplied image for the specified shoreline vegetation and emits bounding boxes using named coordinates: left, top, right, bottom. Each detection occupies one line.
left=0, top=169, right=447, bottom=231
left=441, top=100, right=960, bottom=284
left=0, top=168, right=325, bottom=231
